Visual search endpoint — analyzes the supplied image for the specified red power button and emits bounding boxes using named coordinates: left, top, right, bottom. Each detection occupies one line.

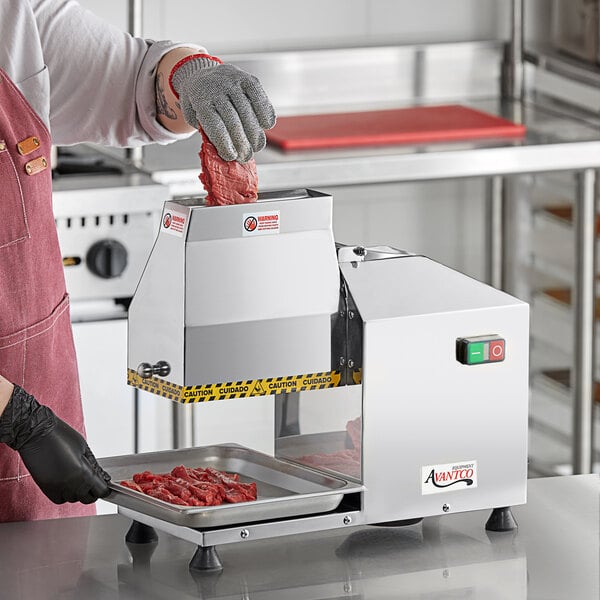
left=489, top=340, right=505, bottom=362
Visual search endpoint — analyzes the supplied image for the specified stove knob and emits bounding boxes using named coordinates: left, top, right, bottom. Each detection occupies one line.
left=86, top=239, right=128, bottom=279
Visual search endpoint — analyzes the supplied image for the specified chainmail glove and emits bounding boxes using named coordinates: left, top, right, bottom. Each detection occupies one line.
left=170, top=54, right=276, bottom=163
left=0, top=385, right=111, bottom=504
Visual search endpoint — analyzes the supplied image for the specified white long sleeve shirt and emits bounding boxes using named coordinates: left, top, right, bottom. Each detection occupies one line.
left=0, top=0, right=204, bottom=146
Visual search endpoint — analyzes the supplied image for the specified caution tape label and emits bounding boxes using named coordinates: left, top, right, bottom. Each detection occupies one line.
left=127, top=368, right=361, bottom=403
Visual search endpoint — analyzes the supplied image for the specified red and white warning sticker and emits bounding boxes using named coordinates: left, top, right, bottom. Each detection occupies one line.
left=242, top=210, right=280, bottom=237
left=161, top=210, right=187, bottom=237
left=421, top=460, right=478, bottom=495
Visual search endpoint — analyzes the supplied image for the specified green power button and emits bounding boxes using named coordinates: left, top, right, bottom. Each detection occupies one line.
left=467, top=342, right=485, bottom=364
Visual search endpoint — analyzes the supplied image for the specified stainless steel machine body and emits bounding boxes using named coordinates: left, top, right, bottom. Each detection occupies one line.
left=128, top=189, right=339, bottom=389
left=341, top=252, right=529, bottom=522
left=113, top=189, right=529, bottom=549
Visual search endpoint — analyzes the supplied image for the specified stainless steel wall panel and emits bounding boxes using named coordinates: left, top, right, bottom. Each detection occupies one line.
left=184, top=315, right=333, bottom=384
left=128, top=205, right=187, bottom=385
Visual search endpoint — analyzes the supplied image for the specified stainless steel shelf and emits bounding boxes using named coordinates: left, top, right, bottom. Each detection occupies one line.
left=144, top=98, right=600, bottom=195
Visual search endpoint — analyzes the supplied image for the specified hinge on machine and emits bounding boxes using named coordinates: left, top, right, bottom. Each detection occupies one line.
left=332, top=277, right=363, bottom=385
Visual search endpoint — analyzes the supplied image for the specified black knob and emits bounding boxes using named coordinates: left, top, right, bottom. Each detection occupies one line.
left=86, top=239, right=128, bottom=279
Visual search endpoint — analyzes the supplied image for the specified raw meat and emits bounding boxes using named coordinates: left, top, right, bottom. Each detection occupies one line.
left=120, top=465, right=258, bottom=507
left=298, top=449, right=361, bottom=479
left=198, top=129, right=258, bottom=206
left=345, top=416, right=361, bottom=451
left=296, top=417, right=362, bottom=479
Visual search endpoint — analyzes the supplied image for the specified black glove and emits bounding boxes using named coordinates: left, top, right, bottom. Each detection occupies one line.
left=0, top=385, right=111, bottom=504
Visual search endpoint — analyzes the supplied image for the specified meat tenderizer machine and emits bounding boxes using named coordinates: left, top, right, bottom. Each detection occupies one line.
left=100, top=189, right=529, bottom=572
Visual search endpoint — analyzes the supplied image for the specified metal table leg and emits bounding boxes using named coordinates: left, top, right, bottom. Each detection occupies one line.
left=573, top=169, right=597, bottom=474
left=492, top=0, right=525, bottom=293
left=486, top=175, right=505, bottom=290
left=505, top=0, right=524, bottom=103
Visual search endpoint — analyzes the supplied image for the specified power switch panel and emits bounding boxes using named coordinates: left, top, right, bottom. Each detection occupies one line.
left=456, top=335, right=505, bottom=365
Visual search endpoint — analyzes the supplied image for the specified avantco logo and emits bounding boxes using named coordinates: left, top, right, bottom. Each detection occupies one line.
left=421, top=460, right=478, bottom=495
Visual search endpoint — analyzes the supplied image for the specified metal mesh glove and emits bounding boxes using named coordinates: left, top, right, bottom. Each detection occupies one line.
left=170, top=54, right=276, bottom=163
left=0, top=385, right=111, bottom=504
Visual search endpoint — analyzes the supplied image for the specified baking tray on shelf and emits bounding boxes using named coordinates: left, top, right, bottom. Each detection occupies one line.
left=533, top=369, right=600, bottom=407
left=99, top=444, right=362, bottom=528
left=531, top=288, right=600, bottom=378
left=529, top=370, right=600, bottom=460
left=532, top=205, right=600, bottom=281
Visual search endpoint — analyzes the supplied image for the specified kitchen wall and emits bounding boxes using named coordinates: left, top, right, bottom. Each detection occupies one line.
left=77, top=0, right=551, bottom=53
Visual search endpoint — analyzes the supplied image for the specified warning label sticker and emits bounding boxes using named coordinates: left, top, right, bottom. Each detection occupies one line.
left=127, top=368, right=360, bottom=403
left=242, top=210, right=280, bottom=237
left=161, top=210, right=187, bottom=237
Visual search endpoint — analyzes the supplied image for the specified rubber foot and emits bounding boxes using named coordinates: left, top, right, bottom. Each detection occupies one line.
left=189, top=545, right=223, bottom=572
left=485, top=506, right=518, bottom=532
left=125, top=521, right=158, bottom=544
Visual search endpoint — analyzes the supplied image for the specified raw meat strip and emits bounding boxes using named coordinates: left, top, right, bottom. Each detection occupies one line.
left=146, top=486, right=188, bottom=506
left=187, top=466, right=257, bottom=503
left=120, top=464, right=258, bottom=507
left=120, top=480, right=143, bottom=493
left=199, top=129, right=258, bottom=206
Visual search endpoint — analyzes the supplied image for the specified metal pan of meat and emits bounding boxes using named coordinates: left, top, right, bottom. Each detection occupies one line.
left=99, top=444, right=361, bottom=528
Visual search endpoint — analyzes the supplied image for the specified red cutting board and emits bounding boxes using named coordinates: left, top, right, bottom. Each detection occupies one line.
left=266, top=104, right=526, bottom=151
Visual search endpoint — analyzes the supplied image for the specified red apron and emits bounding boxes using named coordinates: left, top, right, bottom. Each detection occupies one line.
left=0, top=68, right=95, bottom=521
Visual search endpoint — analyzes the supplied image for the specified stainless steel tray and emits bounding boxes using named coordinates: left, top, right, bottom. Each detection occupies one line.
left=99, top=444, right=359, bottom=528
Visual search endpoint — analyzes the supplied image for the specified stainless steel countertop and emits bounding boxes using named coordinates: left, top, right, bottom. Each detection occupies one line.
left=1, top=474, right=597, bottom=599
left=51, top=145, right=170, bottom=218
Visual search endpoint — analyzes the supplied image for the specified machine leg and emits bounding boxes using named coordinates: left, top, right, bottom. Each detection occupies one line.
left=485, top=506, right=518, bottom=532
left=189, top=545, right=223, bottom=572
left=125, top=520, right=159, bottom=544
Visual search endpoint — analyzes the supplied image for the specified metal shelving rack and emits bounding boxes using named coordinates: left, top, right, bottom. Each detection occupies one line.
left=141, top=2, right=598, bottom=474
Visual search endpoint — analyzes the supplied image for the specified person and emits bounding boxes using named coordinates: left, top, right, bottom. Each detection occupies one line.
left=0, top=0, right=276, bottom=522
